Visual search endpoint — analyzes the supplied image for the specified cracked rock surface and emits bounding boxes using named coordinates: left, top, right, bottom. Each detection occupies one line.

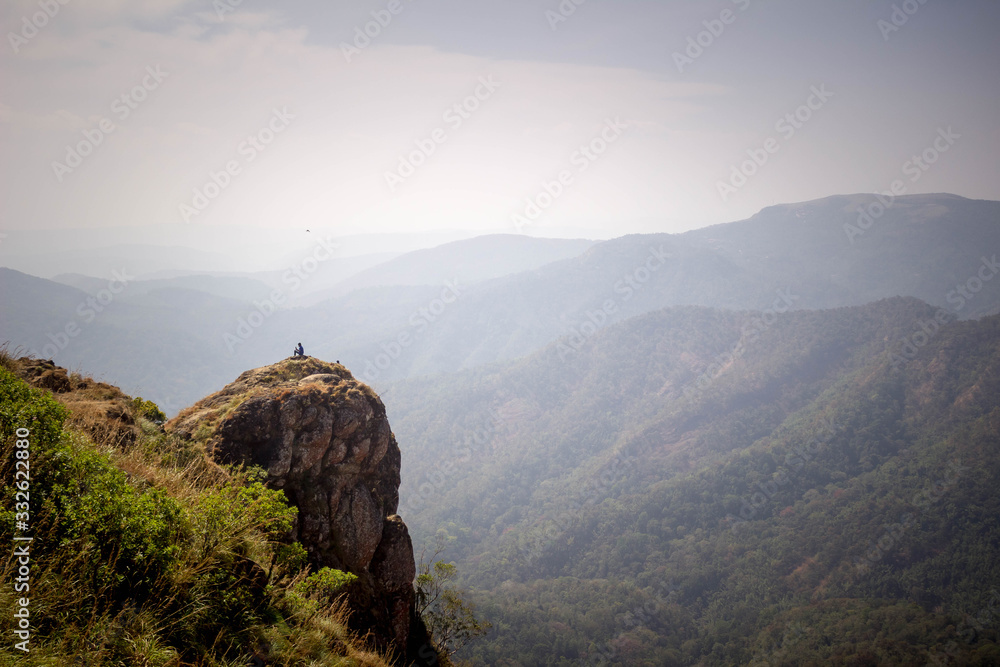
left=167, top=357, right=415, bottom=653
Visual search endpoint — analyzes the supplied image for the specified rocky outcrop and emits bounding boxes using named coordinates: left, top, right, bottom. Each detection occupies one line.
left=19, top=358, right=74, bottom=393
left=166, top=357, right=419, bottom=658
left=17, top=357, right=141, bottom=448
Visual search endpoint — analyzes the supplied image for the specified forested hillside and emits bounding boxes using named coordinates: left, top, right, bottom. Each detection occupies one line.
left=385, top=298, right=1000, bottom=665
left=3, top=195, right=999, bottom=417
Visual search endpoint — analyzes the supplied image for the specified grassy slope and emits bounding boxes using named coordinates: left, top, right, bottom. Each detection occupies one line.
left=0, top=351, right=395, bottom=667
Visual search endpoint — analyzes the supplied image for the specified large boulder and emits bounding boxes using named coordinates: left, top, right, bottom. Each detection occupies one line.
left=166, top=357, right=417, bottom=657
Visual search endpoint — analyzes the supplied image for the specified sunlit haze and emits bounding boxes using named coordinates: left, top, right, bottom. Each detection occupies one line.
left=4, top=4, right=1000, bottom=664
left=2, top=0, right=998, bottom=263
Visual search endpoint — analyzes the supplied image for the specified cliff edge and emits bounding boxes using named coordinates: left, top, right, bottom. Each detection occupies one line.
left=166, top=356, right=422, bottom=660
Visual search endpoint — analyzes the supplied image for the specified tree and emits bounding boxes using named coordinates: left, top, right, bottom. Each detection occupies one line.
left=415, top=541, right=491, bottom=659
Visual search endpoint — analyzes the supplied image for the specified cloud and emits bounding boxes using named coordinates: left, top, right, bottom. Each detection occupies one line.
left=3, top=0, right=200, bottom=26
left=2, top=9, right=736, bottom=235
left=6, top=3, right=992, bottom=238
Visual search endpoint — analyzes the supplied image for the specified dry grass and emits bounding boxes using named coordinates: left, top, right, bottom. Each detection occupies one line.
left=111, top=432, right=230, bottom=499
left=0, top=361, right=398, bottom=667
left=61, top=396, right=140, bottom=449
left=0, top=342, right=23, bottom=375
left=260, top=594, right=394, bottom=666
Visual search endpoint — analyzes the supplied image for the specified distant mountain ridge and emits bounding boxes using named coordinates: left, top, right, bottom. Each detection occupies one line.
left=682, top=193, right=1000, bottom=318
left=53, top=272, right=276, bottom=303
left=352, top=193, right=1000, bottom=383
left=301, top=235, right=597, bottom=303
left=2, top=193, right=999, bottom=415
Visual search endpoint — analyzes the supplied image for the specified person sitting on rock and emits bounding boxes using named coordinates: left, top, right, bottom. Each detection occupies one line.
left=293, top=342, right=305, bottom=357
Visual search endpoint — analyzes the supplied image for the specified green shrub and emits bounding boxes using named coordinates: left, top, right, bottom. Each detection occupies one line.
left=281, top=567, right=358, bottom=626
left=0, top=367, right=389, bottom=665
left=272, top=541, right=309, bottom=576
left=131, top=396, right=166, bottom=424
left=193, top=474, right=297, bottom=557
left=49, top=440, right=184, bottom=595
left=301, top=567, right=359, bottom=600
left=2, top=367, right=184, bottom=601
left=0, top=366, right=66, bottom=448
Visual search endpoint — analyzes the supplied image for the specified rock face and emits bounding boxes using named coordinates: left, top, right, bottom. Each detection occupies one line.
left=166, top=357, right=417, bottom=656
left=18, top=357, right=141, bottom=448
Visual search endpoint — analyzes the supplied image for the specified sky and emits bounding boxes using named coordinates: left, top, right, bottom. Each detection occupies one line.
left=2, top=0, right=998, bottom=245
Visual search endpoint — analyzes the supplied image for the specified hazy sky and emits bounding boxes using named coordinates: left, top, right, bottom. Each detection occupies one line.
left=2, top=0, right=998, bottom=240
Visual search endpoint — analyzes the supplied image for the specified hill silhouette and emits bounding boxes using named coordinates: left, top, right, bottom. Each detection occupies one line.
left=383, top=297, right=1000, bottom=664
left=2, top=194, right=998, bottom=416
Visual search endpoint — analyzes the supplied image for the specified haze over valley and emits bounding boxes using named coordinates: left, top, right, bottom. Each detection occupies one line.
left=2, top=1, right=999, bottom=665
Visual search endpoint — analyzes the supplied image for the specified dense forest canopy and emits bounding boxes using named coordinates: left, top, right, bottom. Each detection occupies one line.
left=386, top=299, right=1000, bottom=665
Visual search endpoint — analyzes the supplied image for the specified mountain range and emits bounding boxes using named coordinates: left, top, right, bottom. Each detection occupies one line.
left=3, top=193, right=998, bottom=417
left=3, top=192, right=1000, bottom=664
left=385, top=297, right=1000, bottom=664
